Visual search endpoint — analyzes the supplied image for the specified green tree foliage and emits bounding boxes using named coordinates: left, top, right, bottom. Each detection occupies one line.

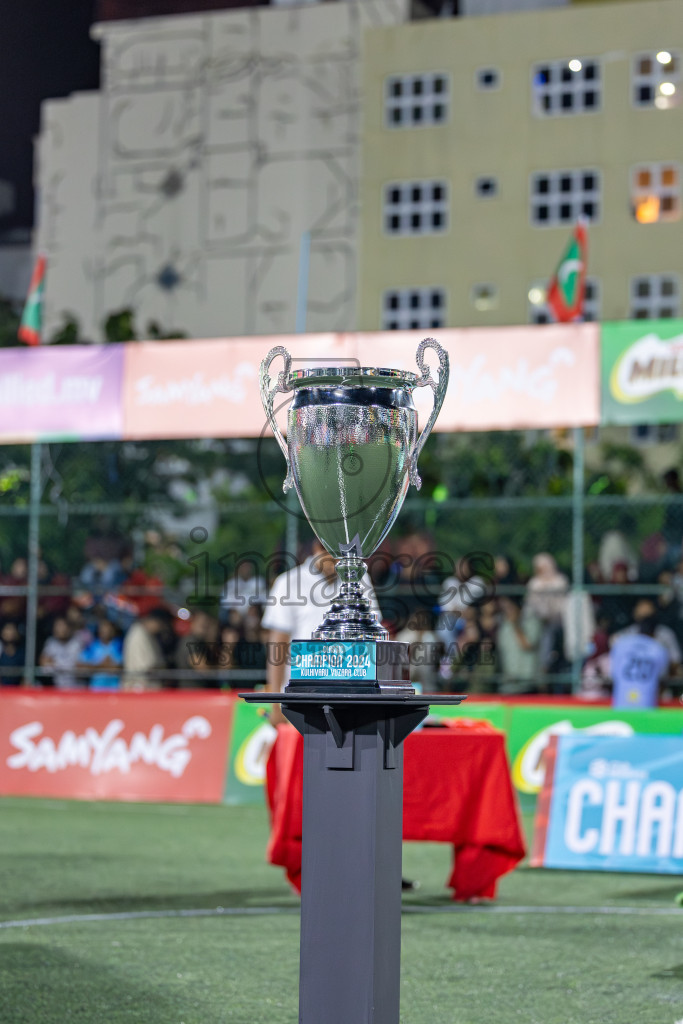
left=401, top=430, right=671, bottom=577
left=0, top=295, right=20, bottom=347
left=49, top=314, right=82, bottom=345
left=0, top=436, right=288, bottom=594
left=103, top=309, right=136, bottom=343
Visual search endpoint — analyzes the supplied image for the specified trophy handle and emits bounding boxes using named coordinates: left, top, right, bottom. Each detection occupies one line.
left=409, top=337, right=449, bottom=490
left=259, top=345, right=294, bottom=493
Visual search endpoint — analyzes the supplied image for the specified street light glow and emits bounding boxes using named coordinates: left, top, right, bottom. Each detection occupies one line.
left=660, top=81, right=676, bottom=96
left=568, top=59, right=582, bottom=73
left=657, top=51, right=673, bottom=64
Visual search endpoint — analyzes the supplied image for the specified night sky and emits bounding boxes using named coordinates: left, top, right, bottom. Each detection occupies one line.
left=0, top=0, right=101, bottom=232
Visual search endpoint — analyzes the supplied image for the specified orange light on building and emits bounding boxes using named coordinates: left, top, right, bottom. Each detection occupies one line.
left=635, top=195, right=661, bottom=223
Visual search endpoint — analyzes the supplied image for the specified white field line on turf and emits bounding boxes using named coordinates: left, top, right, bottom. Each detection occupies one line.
left=1, top=905, right=682, bottom=930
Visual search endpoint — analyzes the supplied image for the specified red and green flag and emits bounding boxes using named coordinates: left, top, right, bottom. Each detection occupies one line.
left=18, top=254, right=46, bottom=345
left=547, top=221, right=587, bottom=323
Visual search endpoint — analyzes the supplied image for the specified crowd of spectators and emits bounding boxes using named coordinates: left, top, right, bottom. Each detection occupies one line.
left=0, top=537, right=268, bottom=691
left=2, top=512, right=683, bottom=703
left=410, top=526, right=683, bottom=701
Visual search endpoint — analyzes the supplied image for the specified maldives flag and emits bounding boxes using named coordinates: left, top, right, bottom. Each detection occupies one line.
left=547, top=221, right=588, bottom=323
left=18, top=254, right=46, bottom=345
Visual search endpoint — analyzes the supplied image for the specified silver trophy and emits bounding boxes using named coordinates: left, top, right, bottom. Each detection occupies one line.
left=260, top=339, right=449, bottom=690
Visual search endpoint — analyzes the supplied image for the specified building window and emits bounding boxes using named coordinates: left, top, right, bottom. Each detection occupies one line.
left=385, top=74, right=449, bottom=128
left=630, top=275, right=680, bottom=319
left=475, top=176, right=498, bottom=199
left=382, top=288, right=446, bottom=331
left=532, top=58, right=601, bottom=116
left=633, top=51, right=680, bottom=109
left=471, top=283, right=498, bottom=312
left=477, top=68, right=500, bottom=90
left=528, top=277, right=600, bottom=323
left=630, top=424, right=678, bottom=444
left=384, top=181, right=448, bottom=235
left=530, top=169, right=600, bottom=226
left=631, top=163, right=681, bottom=223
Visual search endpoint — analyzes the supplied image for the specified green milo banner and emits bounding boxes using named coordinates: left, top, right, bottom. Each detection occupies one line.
left=506, top=705, right=683, bottom=810
left=601, top=319, right=683, bottom=424
left=223, top=698, right=683, bottom=810
left=223, top=700, right=277, bottom=805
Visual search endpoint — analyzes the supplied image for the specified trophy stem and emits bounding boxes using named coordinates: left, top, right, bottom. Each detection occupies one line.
left=312, top=556, right=388, bottom=641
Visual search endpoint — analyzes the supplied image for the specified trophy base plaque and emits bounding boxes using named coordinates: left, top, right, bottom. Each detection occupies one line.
left=286, top=639, right=413, bottom=695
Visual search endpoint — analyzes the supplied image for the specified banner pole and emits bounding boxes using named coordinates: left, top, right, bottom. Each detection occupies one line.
left=285, top=232, right=311, bottom=558
left=25, top=441, right=42, bottom=686
left=571, top=426, right=585, bottom=693
left=295, top=231, right=311, bottom=335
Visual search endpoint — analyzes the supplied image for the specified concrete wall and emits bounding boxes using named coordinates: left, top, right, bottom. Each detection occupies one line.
left=35, top=0, right=408, bottom=342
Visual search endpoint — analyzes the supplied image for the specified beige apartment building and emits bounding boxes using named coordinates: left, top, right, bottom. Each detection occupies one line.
left=358, top=0, right=683, bottom=332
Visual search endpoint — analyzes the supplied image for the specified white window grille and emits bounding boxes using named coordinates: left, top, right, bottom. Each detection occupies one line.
left=633, top=51, right=680, bottom=109
left=532, top=58, right=601, bottom=116
left=630, top=424, right=678, bottom=444
left=384, top=180, right=448, bottom=235
left=630, top=275, right=680, bottom=319
left=385, top=74, right=449, bottom=128
left=528, top=278, right=600, bottom=324
left=530, top=169, right=600, bottom=226
left=382, top=288, right=446, bottom=331
left=631, top=163, right=681, bottom=223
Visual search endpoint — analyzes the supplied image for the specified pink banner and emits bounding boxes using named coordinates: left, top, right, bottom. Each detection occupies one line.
left=122, top=326, right=600, bottom=437
left=0, top=345, right=124, bottom=442
left=354, top=325, right=600, bottom=431
left=0, top=326, right=600, bottom=445
left=121, top=335, right=354, bottom=440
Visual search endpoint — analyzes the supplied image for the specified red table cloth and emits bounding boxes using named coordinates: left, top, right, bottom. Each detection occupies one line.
left=265, top=721, right=526, bottom=901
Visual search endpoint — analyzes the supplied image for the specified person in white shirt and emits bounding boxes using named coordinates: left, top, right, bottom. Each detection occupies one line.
left=262, top=539, right=379, bottom=716
left=122, top=610, right=166, bottom=691
left=262, top=540, right=416, bottom=891
left=39, top=616, right=84, bottom=690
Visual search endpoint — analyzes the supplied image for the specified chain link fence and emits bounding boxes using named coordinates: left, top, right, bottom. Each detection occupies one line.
left=1, top=427, right=682, bottom=697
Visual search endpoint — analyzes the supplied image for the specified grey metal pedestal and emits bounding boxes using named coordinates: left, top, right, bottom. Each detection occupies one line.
left=241, top=692, right=465, bottom=1024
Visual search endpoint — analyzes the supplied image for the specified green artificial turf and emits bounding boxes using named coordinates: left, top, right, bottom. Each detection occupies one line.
left=1, top=798, right=683, bottom=1023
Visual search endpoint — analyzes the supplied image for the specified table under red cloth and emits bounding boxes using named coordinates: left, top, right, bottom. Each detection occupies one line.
left=265, top=721, right=526, bottom=901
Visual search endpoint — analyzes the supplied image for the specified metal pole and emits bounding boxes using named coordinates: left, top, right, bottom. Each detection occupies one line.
left=25, top=441, right=42, bottom=686
left=285, top=232, right=311, bottom=558
left=571, top=426, right=585, bottom=692
left=295, top=231, right=311, bottom=335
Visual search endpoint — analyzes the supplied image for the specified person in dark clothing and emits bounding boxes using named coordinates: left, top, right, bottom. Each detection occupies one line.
left=662, top=468, right=683, bottom=566
left=0, top=622, right=26, bottom=686
left=598, top=561, right=636, bottom=636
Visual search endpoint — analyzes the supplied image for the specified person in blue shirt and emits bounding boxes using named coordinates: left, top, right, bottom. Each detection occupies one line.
left=610, top=616, right=670, bottom=709
left=79, top=618, right=123, bottom=691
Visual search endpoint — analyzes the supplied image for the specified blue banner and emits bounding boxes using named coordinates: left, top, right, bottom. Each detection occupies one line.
left=539, top=734, right=683, bottom=874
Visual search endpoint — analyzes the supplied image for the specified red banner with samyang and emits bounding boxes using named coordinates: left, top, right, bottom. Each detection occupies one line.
left=0, top=692, right=234, bottom=803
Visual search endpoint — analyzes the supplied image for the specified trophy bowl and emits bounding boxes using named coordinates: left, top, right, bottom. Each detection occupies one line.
left=260, top=339, right=449, bottom=649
